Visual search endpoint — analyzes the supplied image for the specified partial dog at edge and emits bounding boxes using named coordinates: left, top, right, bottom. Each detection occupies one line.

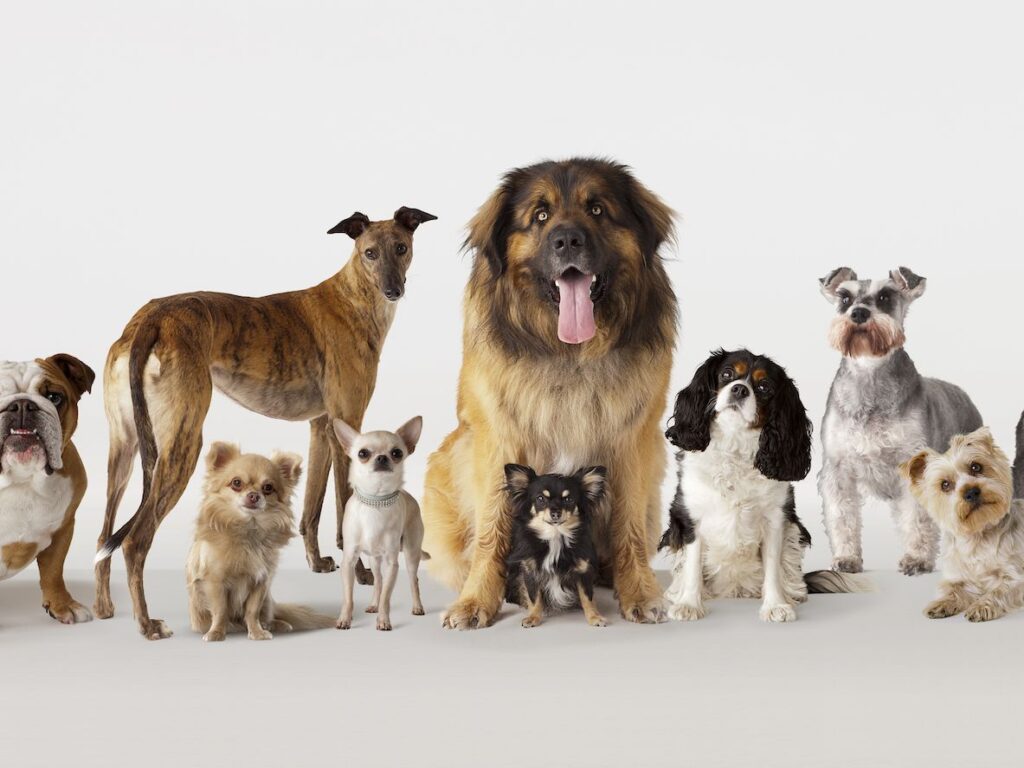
left=901, top=422, right=1024, bottom=622
left=817, top=267, right=982, bottom=576
left=0, top=356, right=95, bottom=624
left=187, top=443, right=333, bottom=641
left=94, top=206, right=435, bottom=640
left=422, top=158, right=678, bottom=629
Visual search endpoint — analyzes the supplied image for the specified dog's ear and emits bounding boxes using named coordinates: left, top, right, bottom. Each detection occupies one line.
left=621, top=172, right=675, bottom=267
left=573, top=466, right=607, bottom=503
left=394, top=207, right=437, bottom=233
left=206, top=442, right=240, bottom=472
left=900, top=450, right=933, bottom=488
left=819, top=267, right=857, bottom=300
left=465, top=178, right=515, bottom=278
left=665, top=350, right=727, bottom=452
left=755, top=364, right=813, bottom=482
left=328, top=211, right=371, bottom=239
left=45, top=354, right=95, bottom=399
left=396, top=416, right=423, bottom=454
left=890, top=266, right=927, bottom=301
left=332, top=418, right=361, bottom=453
left=504, top=463, right=536, bottom=497
left=271, top=451, right=303, bottom=492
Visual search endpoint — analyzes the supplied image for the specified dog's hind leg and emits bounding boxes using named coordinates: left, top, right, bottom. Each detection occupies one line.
left=892, top=491, right=937, bottom=576
left=819, top=460, right=865, bottom=573
left=403, top=516, right=426, bottom=616
left=329, top=429, right=372, bottom=585
left=300, top=416, right=336, bottom=573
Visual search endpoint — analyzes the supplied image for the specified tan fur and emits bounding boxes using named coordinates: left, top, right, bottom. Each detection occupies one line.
left=423, top=160, right=677, bottom=628
left=827, top=313, right=906, bottom=358
left=94, top=210, right=433, bottom=638
left=901, top=427, right=1024, bottom=622
left=2, top=541, right=38, bottom=572
left=186, top=444, right=331, bottom=640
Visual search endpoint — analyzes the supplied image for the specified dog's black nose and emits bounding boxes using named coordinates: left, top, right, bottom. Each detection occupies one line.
left=850, top=307, right=870, bottom=324
left=3, top=399, right=38, bottom=414
left=549, top=225, right=586, bottom=255
left=384, top=286, right=403, bottom=301
left=549, top=509, right=563, bottom=522
left=964, top=486, right=981, bottom=504
left=375, top=454, right=390, bottom=467
left=731, top=384, right=749, bottom=400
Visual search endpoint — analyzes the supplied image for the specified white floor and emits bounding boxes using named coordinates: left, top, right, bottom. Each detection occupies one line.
left=2, top=567, right=1022, bottom=768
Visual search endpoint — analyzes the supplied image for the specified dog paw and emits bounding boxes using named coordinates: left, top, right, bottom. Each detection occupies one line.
left=441, top=598, right=497, bottom=630
left=44, top=598, right=92, bottom=625
left=365, top=604, right=378, bottom=613
left=965, top=601, right=1003, bottom=623
left=620, top=595, right=668, bottom=624
left=248, top=627, right=273, bottom=641
left=335, top=616, right=352, bottom=630
left=832, top=556, right=863, bottom=573
left=924, top=598, right=963, bottom=619
left=141, top=619, right=173, bottom=640
left=759, top=602, right=797, bottom=623
left=202, top=628, right=225, bottom=642
left=587, top=614, right=609, bottom=627
left=898, top=556, right=934, bottom=576
left=412, top=605, right=425, bottom=616
left=355, top=560, right=375, bottom=586
left=521, top=615, right=542, bottom=628
left=93, top=597, right=114, bottom=620
left=667, top=601, right=707, bottom=622
left=308, top=555, right=337, bottom=573
left=376, top=616, right=392, bottom=631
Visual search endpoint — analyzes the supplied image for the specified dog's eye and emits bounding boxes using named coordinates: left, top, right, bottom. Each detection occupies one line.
left=262, top=483, right=274, bottom=495
left=840, top=294, right=852, bottom=307
left=564, top=495, right=575, bottom=506
left=970, top=462, right=983, bottom=475
left=590, top=204, right=602, bottom=217
left=364, top=249, right=377, bottom=260
left=940, top=479, right=952, bottom=492
left=357, top=449, right=371, bottom=461
left=535, top=209, right=549, bottom=223
left=534, top=495, right=547, bottom=508
left=390, top=448, right=404, bottom=461
left=46, top=392, right=64, bottom=406
left=230, top=478, right=243, bottom=491
left=755, top=381, right=769, bottom=393
left=395, top=244, right=407, bottom=255
left=877, top=291, right=890, bottom=305
left=721, top=369, right=734, bottom=381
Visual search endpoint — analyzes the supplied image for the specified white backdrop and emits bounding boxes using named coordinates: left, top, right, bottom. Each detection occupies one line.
left=2, top=0, right=1023, bottom=577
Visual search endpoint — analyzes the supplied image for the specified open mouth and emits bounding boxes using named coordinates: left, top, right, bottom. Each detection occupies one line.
left=549, top=269, right=605, bottom=345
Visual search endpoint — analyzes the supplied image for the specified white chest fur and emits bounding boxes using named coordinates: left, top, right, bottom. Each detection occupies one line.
left=0, top=472, right=72, bottom=580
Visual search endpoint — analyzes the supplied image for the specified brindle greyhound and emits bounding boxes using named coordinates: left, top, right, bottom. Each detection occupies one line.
left=94, top=207, right=435, bottom=639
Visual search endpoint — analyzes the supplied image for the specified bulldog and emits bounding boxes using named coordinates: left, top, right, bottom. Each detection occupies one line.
left=0, top=355, right=95, bottom=623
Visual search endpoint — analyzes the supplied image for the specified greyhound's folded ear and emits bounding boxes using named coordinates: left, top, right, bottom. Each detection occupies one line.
left=328, top=211, right=371, bottom=238
left=394, top=206, right=437, bottom=232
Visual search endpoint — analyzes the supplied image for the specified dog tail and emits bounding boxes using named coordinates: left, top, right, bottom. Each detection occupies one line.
left=1014, top=410, right=1024, bottom=499
left=94, top=320, right=162, bottom=563
left=804, top=570, right=876, bottom=594
left=272, top=604, right=336, bottom=631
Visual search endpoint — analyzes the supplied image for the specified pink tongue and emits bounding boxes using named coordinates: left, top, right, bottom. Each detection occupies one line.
left=557, top=272, right=596, bottom=344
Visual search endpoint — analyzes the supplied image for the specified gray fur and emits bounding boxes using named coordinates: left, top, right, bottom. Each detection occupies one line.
left=817, top=269, right=983, bottom=575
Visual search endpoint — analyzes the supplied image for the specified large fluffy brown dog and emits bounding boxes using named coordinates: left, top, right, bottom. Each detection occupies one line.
left=422, top=158, right=678, bottom=628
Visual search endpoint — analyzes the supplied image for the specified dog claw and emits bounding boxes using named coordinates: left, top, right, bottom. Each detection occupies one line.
left=142, top=619, right=173, bottom=640
left=376, top=617, right=392, bottom=631
left=44, top=600, right=93, bottom=625
left=832, top=556, right=863, bottom=574
left=441, top=598, right=496, bottom=630
left=898, top=556, right=934, bottom=576
left=759, top=603, right=797, bottom=623
left=620, top=596, right=668, bottom=624
left=667, top=601, right=706, bottom=621
left=336, top=617, right=352, bottom=630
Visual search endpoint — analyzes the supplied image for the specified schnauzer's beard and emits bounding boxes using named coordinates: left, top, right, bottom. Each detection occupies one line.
left=828, top=315, right=905, bottom=358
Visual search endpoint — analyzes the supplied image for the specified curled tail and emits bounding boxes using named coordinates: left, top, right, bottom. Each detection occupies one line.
left=272, top=604, right=336, bottom=631
left=1014, top=411, right=1024, bottom=499
left=94, top=320, right=161, bottom=564
left=805, top=570, right=876, bottom=594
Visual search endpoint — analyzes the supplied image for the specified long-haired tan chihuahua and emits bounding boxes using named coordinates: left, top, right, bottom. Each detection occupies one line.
left=187, top=443, right=333, bottom=641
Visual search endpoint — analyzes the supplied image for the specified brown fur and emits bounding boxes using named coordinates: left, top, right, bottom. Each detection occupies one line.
left=187, top=443, right=332, bottom=640
left=93, top=208, right=435, bottom=639
left=827, top=314, right=906, bottom=357
left=422, top=159, right=677, bottom=628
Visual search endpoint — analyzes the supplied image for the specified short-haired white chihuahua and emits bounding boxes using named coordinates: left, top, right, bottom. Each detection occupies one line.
left=333, top=416, right=428, bottom=630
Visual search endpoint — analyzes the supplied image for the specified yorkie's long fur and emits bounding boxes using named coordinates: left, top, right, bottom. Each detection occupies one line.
left=504, top=464, right=609, bottom=628
left=187, top=443, right=333, bottom=641
left=902, top=425, right=1024, bottom=622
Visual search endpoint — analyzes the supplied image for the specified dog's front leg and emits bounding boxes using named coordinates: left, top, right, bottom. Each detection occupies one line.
left=202, top=581, right=230, bottom=642
left=243, top=582, right=273, bottom=640
left=924, top=580, right=970, bottom=619
left=375, top=554, right=399, bottom=631
left=37, top=511, right=92, bottom=625
left=892, top=490, right=938, bottom=576
left=819, top=458, right=865, bottom=573
left=963, top=579, right=1018, bottom=622
left=665, top=534, right=706, bottom=621
left=336, top=551, right=357, bottom=629
left=301, top=416, right=337, bottom=573
left=759, top=515, right=796, bottom=623
left=610, top=461, right=667, bottom=624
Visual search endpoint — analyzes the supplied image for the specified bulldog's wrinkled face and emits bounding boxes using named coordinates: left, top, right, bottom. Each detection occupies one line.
left=0, top=355, right=94, bottom=479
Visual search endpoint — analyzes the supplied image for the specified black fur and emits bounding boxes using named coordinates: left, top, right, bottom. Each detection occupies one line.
left=327, top=211, right=370, bottom=238
left=393, top=206, right=437, bottom=233
left=659, top=463, right=696, bottom=551
left=783, top=485, right=812, bottom=547
left=754, top=358, right=813, bottom=482
left=1014, top=410, right=1024, bottom=500
left=664, top=349, right=726, bottom=452
left=503, top=464, right=606, bottom=613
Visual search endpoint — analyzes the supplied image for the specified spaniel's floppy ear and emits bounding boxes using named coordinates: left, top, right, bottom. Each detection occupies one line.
left=665, top=350, right=727, bottom=452
left=465, top=175, right=516, bottom=278
left=504, top=463, right=536, bottom=498
left=819, top=267, right=857, bottom=301
left=328, top=211, right=370, bottom=239
left=393, top=206, right=437, bottom=232
left=573, top=466, right=607, bottom=504
left=900, top=450, right=933, bottom=488
left=755, top=364, right=813, bottom=482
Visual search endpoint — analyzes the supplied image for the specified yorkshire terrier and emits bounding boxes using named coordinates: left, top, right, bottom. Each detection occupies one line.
left=187, top=443, right=333, bottom=641
left=504, top=464, right=609, bottom=628
left=902, top=425, right=1024, bottom=622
